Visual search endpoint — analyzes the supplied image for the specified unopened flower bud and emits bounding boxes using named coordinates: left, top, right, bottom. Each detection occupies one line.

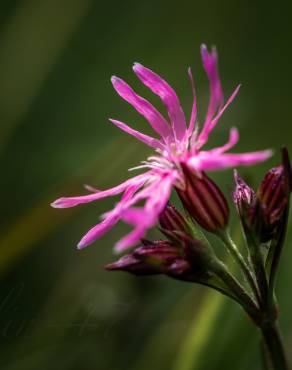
left=106, top=237, right=216, bottom=282
left=233, top=169, right=274, bottom=243
left=233, top=170, right=257, bottom=233
left=176, top=163, right=229, bottom=233
left=257, top=149, right=292, bottom=241
left=135, top=240, right=182, bottom=266
left=159, top=203, right=192, bottom=236
left=105, top=254, right=160, bottom=275
left=106, top=240, right=188, bottom=276
left=259, top=169, right=289, bottom=222
left=233, top=170, right=256, bottom=213
left=233, top=149, right=292, bottom=243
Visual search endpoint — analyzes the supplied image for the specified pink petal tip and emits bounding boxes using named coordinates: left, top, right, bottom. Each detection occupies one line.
left=50, top=198, right=67, bottom=208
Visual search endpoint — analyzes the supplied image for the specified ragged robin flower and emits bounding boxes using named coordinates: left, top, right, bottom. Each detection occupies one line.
left=233, top=148, right=292, bottom=242
left=51, top=45, right=272, bottom=251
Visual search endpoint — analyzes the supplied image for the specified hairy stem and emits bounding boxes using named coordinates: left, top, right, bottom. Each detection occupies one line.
left=217, top=229, right=261, bottom=305
left=211, top=259, right=260, bottom=321
left=249, top=240, right=269, bottom=308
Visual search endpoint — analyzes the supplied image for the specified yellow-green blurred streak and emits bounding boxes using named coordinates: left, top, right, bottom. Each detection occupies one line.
left=172, top=228, right=244, bottom=370
left=0, top=138, right=143, bottom=276
left=129, top=229, right=244, bottom=370
left=131, top=285, right=204, bottom=370
left=172, top=291, right=226, bottom=370
left=129, top=225, right=239, bottom=370
left=0, top=0, right=91, bottom=150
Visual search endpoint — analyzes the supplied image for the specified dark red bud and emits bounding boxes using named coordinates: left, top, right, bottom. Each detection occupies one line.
left=176, top=163, right=229, bottom=233
left=159, top=203, right=191, bottom=236
left=134, top=240, right=182, bottom=266
left=257, top=148, right=292, bottom=241
left=105, top=254, right=160, bottom=276
left=106, top=240, right=187, bottom=276
left=234, top=149, right=292, bottom=243
left=106, top=237, right=216, bottom=281
left=258, top=168, right=290, bottom=225
left=135, top=240, right=196, bottom=278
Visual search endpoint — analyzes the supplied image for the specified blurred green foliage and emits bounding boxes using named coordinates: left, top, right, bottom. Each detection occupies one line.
left=1, top=0, right=292, bottom=369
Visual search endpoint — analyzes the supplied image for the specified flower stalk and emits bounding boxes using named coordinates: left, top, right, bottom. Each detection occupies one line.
left=216, top=229, right=262, bottom=305
left=267, top=205, right=289, bottom=309
left=209, top=258, right=260, bottom=321
left=261, top=322, right=289, bottom=370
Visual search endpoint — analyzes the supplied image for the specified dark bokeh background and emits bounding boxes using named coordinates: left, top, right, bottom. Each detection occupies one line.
left=1, top=0, right=292, bottom=369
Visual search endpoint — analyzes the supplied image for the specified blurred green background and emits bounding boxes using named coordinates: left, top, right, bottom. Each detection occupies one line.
left=1, top=0, right=292, bottom=369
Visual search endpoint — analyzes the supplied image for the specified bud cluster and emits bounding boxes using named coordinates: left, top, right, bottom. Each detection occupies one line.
left=233, top=149, right=292, bottom=243
left=106, top=148, right=292, bottom=321
left=106, top=204, right=216, bottom=282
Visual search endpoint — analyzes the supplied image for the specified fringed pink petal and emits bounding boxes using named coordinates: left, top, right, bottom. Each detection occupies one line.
left=77, top=180, right=147, bottom=249
left=121, top=207, right=147, bottom=225
left=197, top=85, right=240, bottom=148
left=133, top=63, right=187, bottom=141
left=210, top=127, right=239, bottom=154
left=188, top=149, right=273, bottom=172
left=51, top=173, right=149, bottom=208
left=201, top=44, right=224, bottom=123
left=187, top=67, right=197, bottom=137
left=77, top=214, right=120, bottom=249
left=115, top=172, right=176, bottom=251
left=109, top=119, right=164, bottom=150
left=111, top=76, right=173, bottom=142
left=114, top=227, right=146, bottom=252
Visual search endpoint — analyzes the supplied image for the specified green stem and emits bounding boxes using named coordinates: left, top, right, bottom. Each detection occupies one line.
left=249, top=240, right=269, bottom=308
left=211, top=259, right=260, bottom=322
left=261, top=321, right=289, bottom=370
left=217, top=229, right=261, bottom=305
left=268, top=205, right=289, bottom=309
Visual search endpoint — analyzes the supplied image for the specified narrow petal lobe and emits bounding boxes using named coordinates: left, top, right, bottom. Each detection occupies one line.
left=133, top=63, right=187, bottom=141
left=111, top=76, right=173, bottom=141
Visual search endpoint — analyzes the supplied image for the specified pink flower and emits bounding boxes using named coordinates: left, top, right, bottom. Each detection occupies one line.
left=51, top=45, right=272, bottom=252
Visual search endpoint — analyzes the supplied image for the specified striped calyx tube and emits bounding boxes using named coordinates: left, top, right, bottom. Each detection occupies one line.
left=258, top=166, right=289, bottom=226
left=176, top=163, right=229, bottom=233
left=159, top=203, right=191, bottom=235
